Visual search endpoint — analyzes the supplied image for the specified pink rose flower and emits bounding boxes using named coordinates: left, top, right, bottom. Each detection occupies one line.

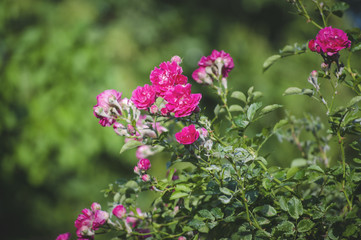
left=192, top=67, right=213, bottom=85
left=93, top=89, right=122, bottom=127
left=93, top=210, right=109, bottom=230
left=131, top=84, right=156, bottom=110
left=74, top=203, right=108, bottom=238
left=56, top=232, right=71, bottom=240
left=150, top=60, right=187, bottom=97
left=175, top=125, right=200, bottom=145
left=164, top=84, right=202, bottom=118
left=137, top=158, right=151, bottom=171
left=198, top=50, right=234, bottom=77
left=309, top=26, right=351, bottom=56
left=141, top=174, right=151, bottom=182
left=113, top=205, right=127, bottom=219
left=178, top=237, right=187, bottom=240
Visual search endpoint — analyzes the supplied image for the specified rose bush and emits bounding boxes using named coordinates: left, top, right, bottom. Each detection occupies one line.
left=56, top=1, right=361, bottom=239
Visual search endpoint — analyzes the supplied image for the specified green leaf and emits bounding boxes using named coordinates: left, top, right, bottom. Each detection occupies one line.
left=276, top=221, right=295, bottom=234
left=287, top=197, right=303, bottom=219
left=254, top=204, right=277, bottom=217
left=260, top=104, right=282, bottom=115
left=297, top=219, right=314, bottom=233
left=353, top=158, right=361, bottom=164
left=175, top=184, right=191, bottom=192
left=119, top=140, right=143, bottom=154
left=307, top=165, right=324, bottom=174
left=229, top=104, right=244, bottom=112
left=214, top=104, right=221, bottom=116
left=263, top=54, right=281, bottom=72
left=343, top=224, right=357, bottom=237
left=291, top=158, right=307, bottom=167
left=286, top=167, right=299, bottom=179
left=219, top=195, right=231, bottom=204
left=207, top=221, right=218, bottom=229
left=211, top=207, right=224, bottom=219
left=273, top=119, right=288, bottom=131
left=279, top=196, right=288, bottom=211
left=331, top=2, right=349, bottom=17
left=170, top=191, right=188, bottom=200
left=188, top=219, right=206, bottom=230
left=283, top=87, right=313, bottom=96
left=347, top=96, right=361, bottom=108
left=231, top=91, right=247, bottom=103
left=247, top=102, right=262, bottom=121
left=245, top=190, right=259, bottom=204
left=220, top=187, right=233, bottom=196
left=199, top=209, right=215, bottom=221
left=351, top=42, right=361, bottom=52
left=283, top=87, right=302, bottom=95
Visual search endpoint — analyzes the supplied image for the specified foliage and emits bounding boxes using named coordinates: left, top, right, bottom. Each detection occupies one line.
left=62, top=1, right=361, bottom=239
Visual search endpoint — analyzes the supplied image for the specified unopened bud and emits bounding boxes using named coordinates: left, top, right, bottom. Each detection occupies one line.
left=134, top=166, right=140, bottom=175
left=141, top=174, right=151, bottom=182
left=127, top=124, right=136, bottom=135
left=150, top=105, right=158, bottom=114
left=171, top=55, right=182, bottom=64
left=91, top=202, right=101, bottom=212
left=321, top=62, right=329, bottom=71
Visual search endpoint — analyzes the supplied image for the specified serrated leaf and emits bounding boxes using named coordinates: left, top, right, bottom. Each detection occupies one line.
left=220, top=187, right=233, bottom=196
left=175, top=184, right=191, bottom=193
left=331, top=2, right=349, bottom=17
left=219, top=195, right=231, bottom=204
left=119, top=140, right=143, bottom=154
left=254, top=204, right=277, bottom=217
left=211, top=207, right=224, bottom=219
left=273, top=119, right=288, bottom=131
left=188, top=219, right=206, bottom=230
left=247, top=102, right=262, bottom=121
left=283, top=87, right=302, bottom=95
left=287, top=197, right=303, bottom=219
left=260, top=104, right=282, bottom=115
left=214, top=104, right=221, bottom=115
left=307, top=165, right=324, bottom=173
left=207, top=221, right=218, bottom=229
left=229, top=105, right=244, bottom=112
left=199, top=209, right=215, bottom=221
left=170, top=191, right=189, bottom=200
left=347, top=96, right=361, bottom=108
left=245, top=190, right=259, bottom=204
left=263, top=54, right=281, bottom=72
left=279, top=196, right=288, bottom=211
left=276, top=221, right=295, bottom=234
left=287, top=167, right=299, bottom=179
left=353, top=158, right=361, bottom=164
left=280, top=45, right=295, bottom=54
left=231, top=91, right=247, bottom=103
left=297, top=219, right=314, bottom=233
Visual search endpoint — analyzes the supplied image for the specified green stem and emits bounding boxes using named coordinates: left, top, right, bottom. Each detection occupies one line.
left=296, top=0, right=323, bottom=29
left=337, top=131, right=352, bottom=210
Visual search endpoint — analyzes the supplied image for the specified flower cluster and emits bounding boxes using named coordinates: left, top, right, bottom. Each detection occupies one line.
left=192, top=49, right=234, bottom=85
left=308, top=26, right=351, bottom=56
left=134, top=158, right=152, bottom=182
left=132, top=56, right=202, bottom=118
left=74, top=202, right=109, bottom=239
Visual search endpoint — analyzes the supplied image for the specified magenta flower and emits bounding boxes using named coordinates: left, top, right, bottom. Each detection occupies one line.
left=198, top=50, right=234, bottom=77
left=113, top=205, right=127, bottom=219
left=93, top=89, right=122, bottom=127
left=178, top=237, right=187, bottom=240
left=175, top=125, right=200, bottom=145
left=150, top=60, right=187, bottom=97
left=164, top=84, right=202, bottom=118
left=131, top=84, right=156, bottom=110
left=137, top=158, right=151, bottom=171
left=74, top=203, right=109, bottom=238
left=309, top=26, right=351, bottom=56
left=56, top=232, right=71, bottom=240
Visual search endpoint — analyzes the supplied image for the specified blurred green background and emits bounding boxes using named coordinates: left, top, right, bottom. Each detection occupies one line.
left=1, top=0, right=360, bottom=239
